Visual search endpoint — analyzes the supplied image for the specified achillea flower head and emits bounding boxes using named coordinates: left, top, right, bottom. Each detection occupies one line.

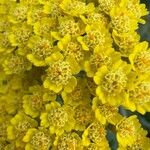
left=44, top=52, right=79, bottom=93
left=54, top=132, right=82, bottom=150
left=0, top=0, right=150, bottom=149
left=40, top=102, right=75, bottom=135
left=94, top=60, right=131, bottom=105
left=23, top=128, right=52, bottom=150
left=7, top=112, right=38, bottom=147
left=82, top=121, right=109, bottom=148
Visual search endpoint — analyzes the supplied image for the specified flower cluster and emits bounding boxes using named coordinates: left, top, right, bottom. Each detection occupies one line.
left=0, top=0, right=150, bottom=149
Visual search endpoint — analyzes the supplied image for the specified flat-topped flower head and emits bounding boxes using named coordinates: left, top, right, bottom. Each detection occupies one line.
left=44, top=52, right=79, bottom=93
left=131, top=82, right=150, bottom=112
left=129, top=42, right=150, bottom=74
left=92, top=97, right=123, bottom=125
left=112, top=30, right=140, bottom=56
left=33, top=17, right=57, bottom=37
left=43, top=0, right=64, bottom=18
left=47, top=60, right=71, bottom=85
left=80, top=12, right=109, bottom=27
left=118, top=133, right=150, bottom=150
left=82, top=121, right=108, bottom=147
left=124, top=74, right=150, bottom=114
left=54, top=132, right=82, bottom=150
left=40, top=102, right=75, bottom=135
left=110, top=7, right=138, bottom=33
left=27, top=5, right=46, bottom=25
left=78, top=25, right=112, bottom=51
left=8, top=23, right=33, bottom=46
left=94, top=60, right=131, bottom=105
left=23, top=128, right=52, bottom=150
left=102, top=69, right=127, bottom=94
left=7, top=112, right=38, bottom=148
left=0, top=89, right=24, bottom=115
left=8, top=3, right=28, bottom=24
left=134, top=51, right=150, bottom=73
left=58, top=34, right=84, bottom=66
left=62, top=78, right=90, bottom=106
left=58, top=17, right=82, bottom=37
left=60, top=0, right=95, bottom=17
left=84, top=47, right=119, bottom=77
left=3, top=54, right=31, bottom=75
left=120, top=0, right=148, bottom=24
left=73, top=103, right=93, bottom=131
left=126, top=136, right=150, bottom=150
left=116, top=115, right=146, bottom=147
left=0, top=32, right=14, bottom=53
left=98, top=0, right=120, bottom=14
left=27, top=36, right=54, bottom=66
left=23, top=85, right=49, bottom=118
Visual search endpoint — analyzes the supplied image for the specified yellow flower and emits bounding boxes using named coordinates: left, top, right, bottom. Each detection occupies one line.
left=58, top=16, right=84, bottom=37
left=27, top=5, right=46, bottom=25
left=60, top=0, right=95, bottom=17
left=116, top=115, right=146, bottom=147
left=94, top=60, right=131, bottom=105
left=80, top=11, right=109, bottom=27
left=112, top=30, right=140, bottom=57
left=40, top=102, right=75, bottom=135
left=33, top=17, right=56, bottom=37
left=110, top=6, right=138, bottom=33
left=43, top=89, right=57, bottom=102
left=7, top=112, right=38, bottom=148
left=0, top=32, right=14, bottom=54
left=82, top=121, right=109, bottom=148
left=23, top=128, right=52, bottom=150
left=61, top=78, right=91, bottom=106
left=54, top=132, right=82, bottom=150
left=8, top=3, right=28, bottom=24
left=118, top=134, right=150, bottom=150
left=120, top=0, right=148, bottom=24
left=92, top=97, right=123, bottom=125
left=3, top=54, right=32, bottom=75
left=97, top=0, right=120, bottom=14
left=27, top=36, right=55, bottom=66
left=58, top=34, right=85, bottom=68
left=43, top=0, right=63, bottom=18
left=44, top=52, right=79, bottom=93
left=123, top=73, right=150, bottom=114
left=84, top=46, right=118, bottom=77
left=77, top=24, right=112, bottom=51
left=1, top=90, right=24, bottom=115
left=129, top=41, right=150, bottom=74
left=23, top=85, right=52, bottom=118
left=8, top=23, right=33, bottom=46
left=73, top=103, right=94, bottom=131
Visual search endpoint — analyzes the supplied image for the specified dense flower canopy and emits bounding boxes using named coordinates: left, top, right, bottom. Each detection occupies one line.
left=0, top=0, right=150, bottom=149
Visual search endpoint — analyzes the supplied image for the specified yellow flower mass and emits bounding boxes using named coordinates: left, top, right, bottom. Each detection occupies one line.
left=0, top=0, right=150, bottom=149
